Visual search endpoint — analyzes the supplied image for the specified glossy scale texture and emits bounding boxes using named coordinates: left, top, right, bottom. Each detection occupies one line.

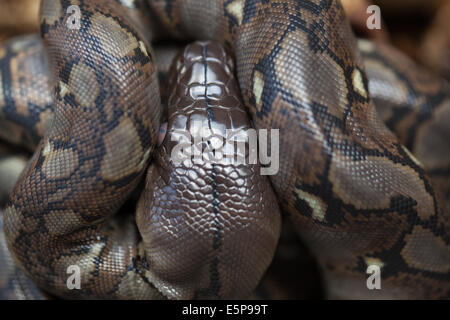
left=136, top=42, right=281, bottom=299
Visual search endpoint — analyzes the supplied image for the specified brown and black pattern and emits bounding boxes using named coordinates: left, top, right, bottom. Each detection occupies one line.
left=4, top=0, right=164, bottom=299
left=0, top=0, right=449, bottom=300
left=360, top=39, right=450, bottom=213
left=2, top=0, right=281, bottom=299
left=0, top=35, right=53, bottom=150
left=0, top=143, right=46, bottom=300
left=147, top=0, right=449, bottom=299
left=0, top=33, right=180, bottom=147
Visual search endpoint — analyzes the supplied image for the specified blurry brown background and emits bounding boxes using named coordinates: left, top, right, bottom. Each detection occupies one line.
left=0, top=0, right=40, bottom=42
left=374, top=0, right=448, bottom=59
left=0, top=0, right=448, bottom=63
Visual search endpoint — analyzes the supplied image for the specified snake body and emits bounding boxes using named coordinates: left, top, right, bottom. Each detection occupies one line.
left=360, top=39, right=450, bottom=213
left=0, top=0, right=449, bottom=299
left=0, top=143, right=43, bottom=300
left=0, top=35, right=53, bottom=149
left=136, top=41, right=280, bottom=299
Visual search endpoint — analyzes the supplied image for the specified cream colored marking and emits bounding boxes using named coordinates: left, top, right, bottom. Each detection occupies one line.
left=295, top=188, right=327, bottom=221
left=364, top=257, right=385, bottom=268
left=402, top=146, right=423, bottom=168
left=138, top=148, right=151, bottom=171
left=101, top=117, right=144, bottom=180
left=59, top=81, right=69, bottom=98
left=79, top=242, right=104, bottom=277
left=136, top=242, right=145, bottom=258
left=357, top=39, right=375, bottom=53
left=42, top=148, right=79, bottom=179
left=226, top=0, right=244, bottom=25
left=401, top=226, right=450, bottom=273
left=68, top=63, right=99, bottom=107
left=91, top=14, right=138, bottom=57
left=352, top=68, right=367, bottom=98
left=118, top=0, right=135, bottom=8
left=42, top=140, right=52, bottom=157
left=89, top=242, right=104, bottom=257
left=139, top=41, right=148, bottom=57
left=253, top=71, right=264, bottom=112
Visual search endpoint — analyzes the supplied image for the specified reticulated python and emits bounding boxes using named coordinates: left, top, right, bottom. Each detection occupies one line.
left=0, top=0, right=449, bottom=299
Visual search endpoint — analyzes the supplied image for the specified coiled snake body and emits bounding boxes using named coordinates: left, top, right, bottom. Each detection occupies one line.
left=0, top=0, right=449, bottom=299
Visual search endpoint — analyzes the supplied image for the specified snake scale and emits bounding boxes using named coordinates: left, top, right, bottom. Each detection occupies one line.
left=0, top=0, right=449, bottom=299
